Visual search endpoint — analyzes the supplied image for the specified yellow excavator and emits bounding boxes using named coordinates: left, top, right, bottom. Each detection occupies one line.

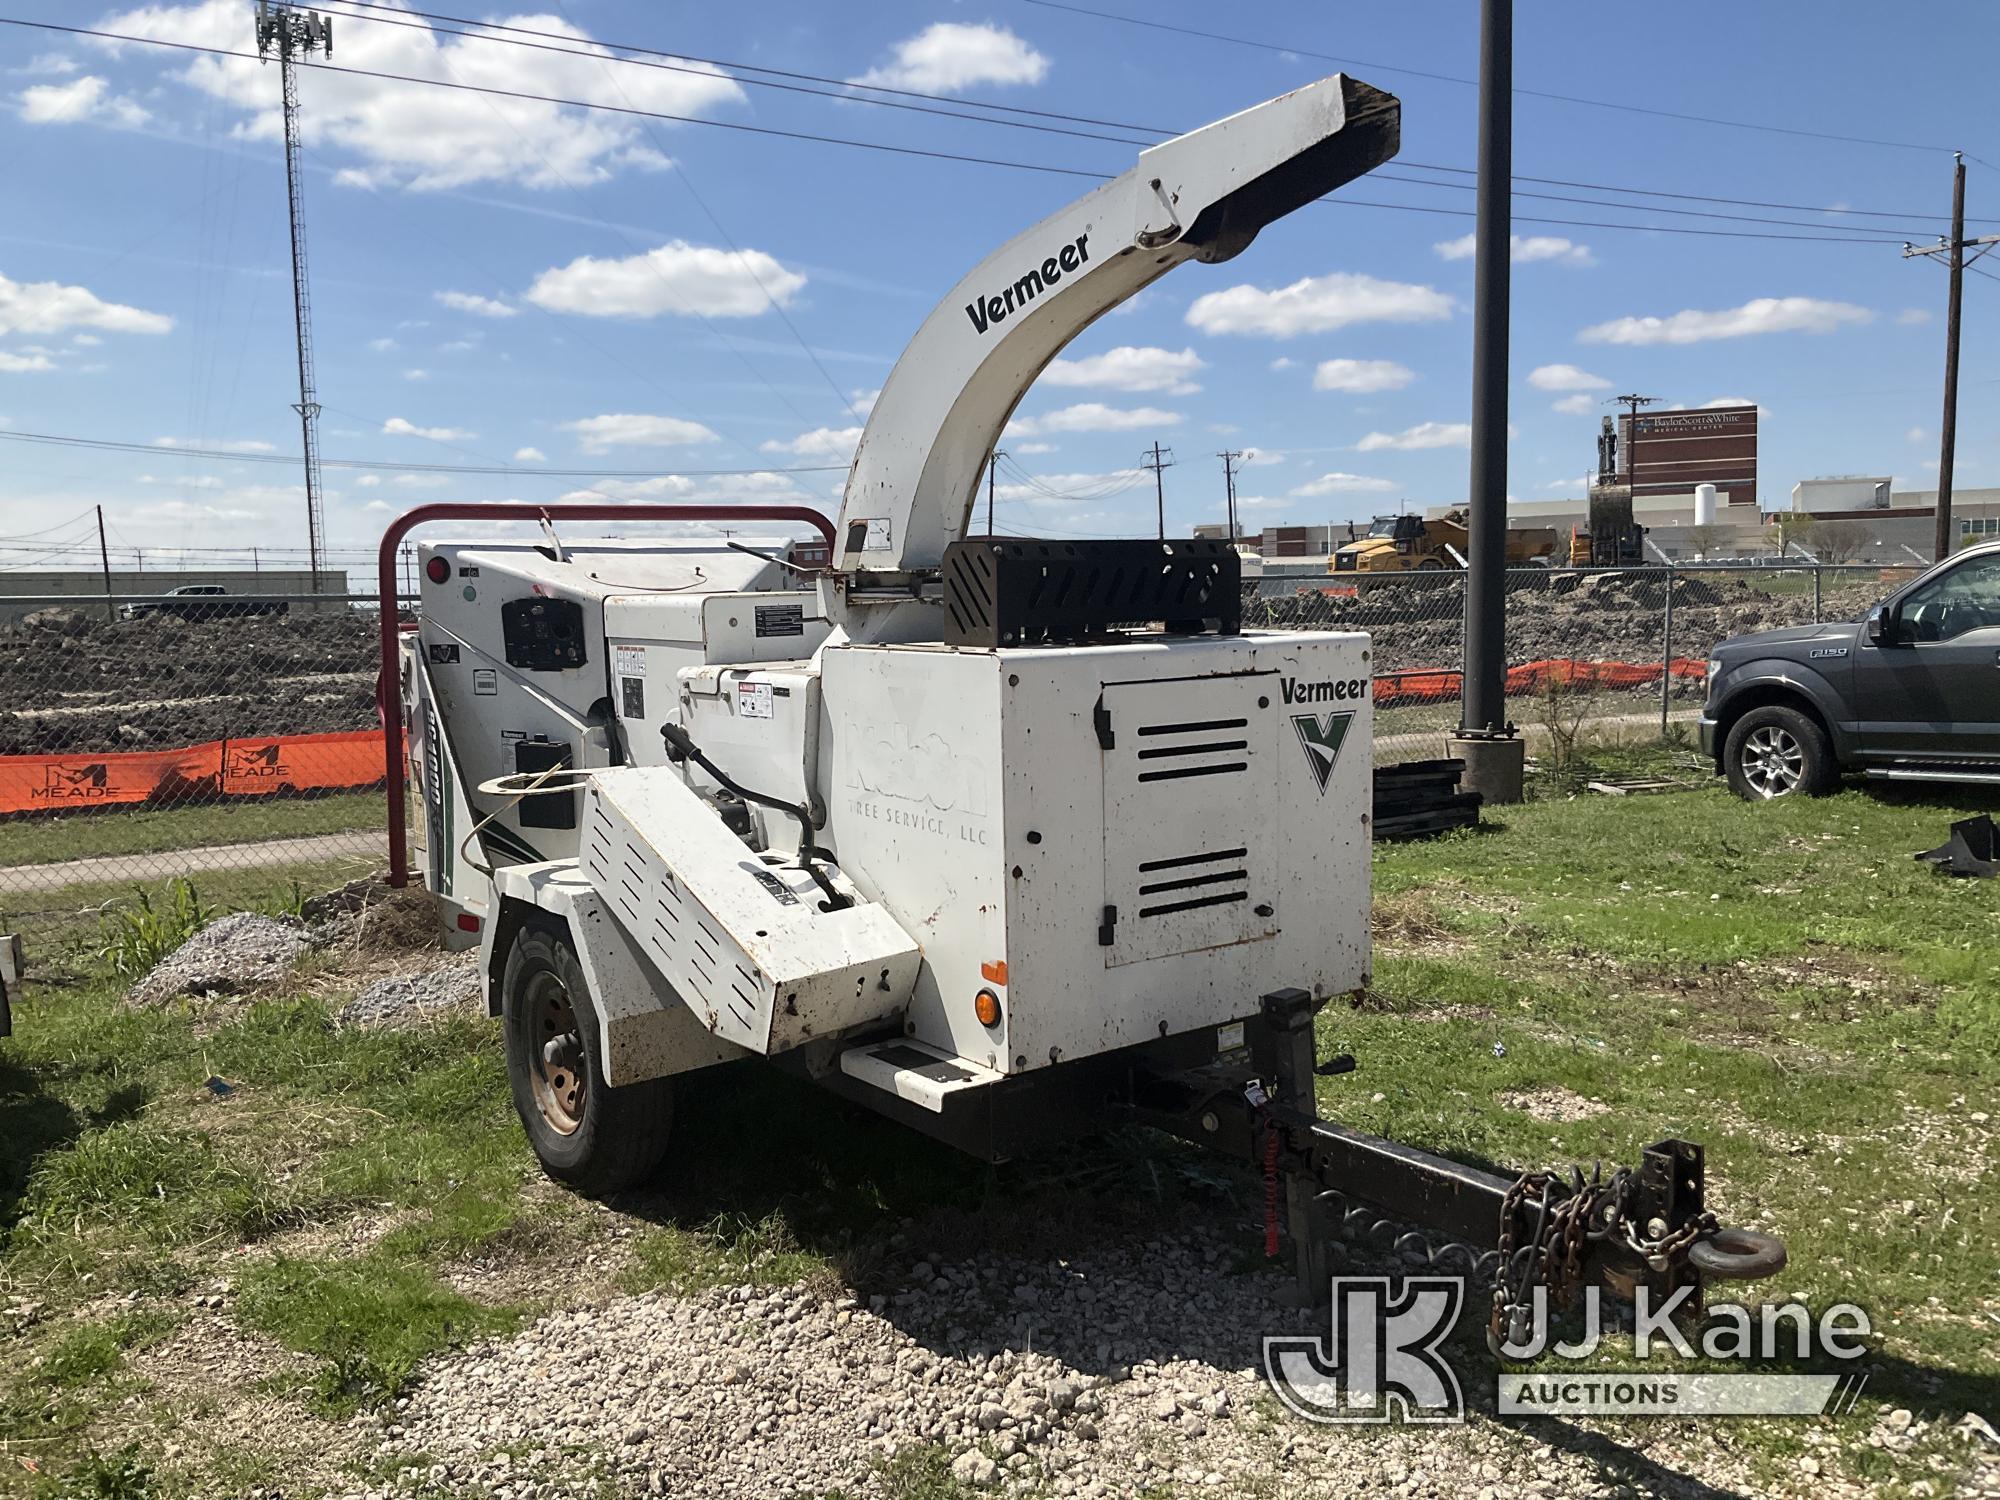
left=1332, top=510, right=1559, bottom=573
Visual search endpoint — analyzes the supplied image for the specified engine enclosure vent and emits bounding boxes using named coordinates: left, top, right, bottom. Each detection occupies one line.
left=940, top=537, right=1241, bottom=647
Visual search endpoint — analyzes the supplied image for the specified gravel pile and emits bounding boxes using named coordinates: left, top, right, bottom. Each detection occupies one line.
left=336, top=955, right=480, bottom=1030
left=128, top=911, right=311, bottom=1006
left=341, top=1225, right=1680, bottom=1500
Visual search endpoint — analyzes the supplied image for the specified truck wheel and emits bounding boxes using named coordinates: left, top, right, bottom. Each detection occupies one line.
left=501, top=919, right=673, bottom=1195
left=1723, top=706, right=1835, bottom=801
left=1417, top=557, right=1445, bottom=571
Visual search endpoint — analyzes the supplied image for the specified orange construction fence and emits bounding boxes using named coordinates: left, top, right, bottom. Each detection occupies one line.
left=0, top=730, right=388, bottom=816
left=1374, top=656, right=1710, bottom=708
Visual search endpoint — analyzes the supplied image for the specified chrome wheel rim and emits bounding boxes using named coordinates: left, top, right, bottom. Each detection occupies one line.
left=526, top=971, right=586, bottom=1135
left=1742, top=725, right=1803, bottom=798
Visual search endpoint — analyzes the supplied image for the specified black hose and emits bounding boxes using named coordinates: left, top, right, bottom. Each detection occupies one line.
left=659, top=722, right=851, bottom=910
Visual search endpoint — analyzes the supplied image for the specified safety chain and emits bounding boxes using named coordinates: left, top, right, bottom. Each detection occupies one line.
left=1487, top=1164, right=1720, bottom=1348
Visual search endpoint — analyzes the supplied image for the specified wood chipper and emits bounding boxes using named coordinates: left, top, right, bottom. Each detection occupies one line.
left=380, top=72, right=1786, bottom=1326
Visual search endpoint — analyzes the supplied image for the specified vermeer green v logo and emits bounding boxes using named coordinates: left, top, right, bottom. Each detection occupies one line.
left=1292, top=712, right=1353, bottom=794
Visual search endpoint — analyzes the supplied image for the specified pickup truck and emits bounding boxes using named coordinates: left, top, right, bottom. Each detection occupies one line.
left=119, top=585, right=290, bottom=622
left=1701, top=540, right=2000, bottom=799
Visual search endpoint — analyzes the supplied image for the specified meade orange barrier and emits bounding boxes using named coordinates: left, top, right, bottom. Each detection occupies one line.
left=0, top=730, right=388, bottom=816
left=1374, top=656, right=1710, bottom=708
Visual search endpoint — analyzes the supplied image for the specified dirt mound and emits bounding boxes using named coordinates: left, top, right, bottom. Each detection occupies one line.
left=335, top=953, right=480, bottom=1029
left=303, top=878, right=443, bottom=954
left=128, top=911, right=312, bottom=1006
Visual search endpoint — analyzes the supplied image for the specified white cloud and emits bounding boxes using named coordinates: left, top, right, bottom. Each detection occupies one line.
left=1701, top=396, right=1756, bottom=409
left=402, top=368, right=428, bottom=381
left=70, top=332, right=102, bottom=347
left=1550, top=393, right=1595, bottom=415
left=16, top=74, right=150, bottom=127
left=525, top=240, right=805, bottom=319
left=513, top=446, right=546, bottom=463
left=849, top=387, right=882, bottom=416
left=559, top=413, right=718, bottom=453
left=368, top=336, right=397, bottom=352
left=854, top=23, right=1048, bottom=92
left=1906, top=426, right=1926, bottom=444
left=0, top=351, right=55, bottom=372
left=435, top=289, right=517, bottom=319
left=1185, top=272, right=1452, bottom=338
left=1436, top=233, right=1592, bottom=265
left=761, top=425, right=864, bottom=460
left=1238, top=448, right=1284, bottom=466
left=382, top=416, right=474, bottom=442
left=17, top=54, right=81, bottom=77
left=0, top=271, right=171, bottom=337
left=1041, top=346, right=1204, bottom=395
left=151, top=436, right=274, bottom=452
left=354, top=474, right=382, bottom=488
left=1312, top=358, right=1415, bottom=394
left=554, top=471, right=815, bottom=505
left=1269, top=357, right=1293, bottom=371
left=97, top=0, right=743, bottom=191
left=1006, top=403, right=1180, bottom=436
left=1896, top=307, right=1931, bottom=327
left=1355, top=421, right=1471, bottom=452
left=1010, top=440, right=1056, bottom=455
left=1527, top=362, right=1610, bottom=392
left=992, top=470, right=1146, bottom=506
left=1291, top=472, right=1397, bottom=495
left=1579, top=297, right=1872, bottom=345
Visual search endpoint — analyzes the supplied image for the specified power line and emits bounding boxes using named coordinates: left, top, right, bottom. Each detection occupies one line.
left=5, top=17, right=1963, bottom=250
left=1014, top=0, right=1962, bottom=155
left=316, top=0, right=1989, bottom=227
left=0, top=427, right=849, bottom=478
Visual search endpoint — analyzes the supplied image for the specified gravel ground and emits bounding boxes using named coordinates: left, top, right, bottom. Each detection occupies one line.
left=127, top=911, right=312, bottom=1005
left=336, top=953, right=481, bottom=1029
left=335, top=1217, right=1995, bottom=1500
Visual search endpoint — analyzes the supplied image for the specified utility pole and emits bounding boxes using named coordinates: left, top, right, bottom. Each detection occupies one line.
left=985, top=449, right=1005, bottom=535
left=1610, top=393, right=1658, bottom=501
left=95, top=504, right=114, bottom=624
left=255, top=2, right=333, bottom=594
left=1139, top=442, right=1175, bottom=538
left=1903, top=154, right=1998, bottom=561
left=1454, top=0, right=1521, bottom=803
left=1217, top=449, right=1241, bottom=544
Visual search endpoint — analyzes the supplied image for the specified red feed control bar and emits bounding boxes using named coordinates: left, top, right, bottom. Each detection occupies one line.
left=376, top=503, right=838, bottom=888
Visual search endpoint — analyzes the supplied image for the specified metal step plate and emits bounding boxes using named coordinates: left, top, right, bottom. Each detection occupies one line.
left=838, top=1037, right=1005, bottom=1113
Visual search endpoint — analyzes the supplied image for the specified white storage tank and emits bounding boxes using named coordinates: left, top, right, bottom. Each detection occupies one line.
left=1694, top=483, right=1718, bottom=527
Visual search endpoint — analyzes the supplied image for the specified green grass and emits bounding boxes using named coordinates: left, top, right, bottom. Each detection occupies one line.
left=2, top=768, right=1996, bottom=1496
left=0, top=793, right=383, bottom=869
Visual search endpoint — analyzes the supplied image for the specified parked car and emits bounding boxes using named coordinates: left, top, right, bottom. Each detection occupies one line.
left=1701, top=540, right=2000, bottom=799
left=119, top=585, right=290, bottom=622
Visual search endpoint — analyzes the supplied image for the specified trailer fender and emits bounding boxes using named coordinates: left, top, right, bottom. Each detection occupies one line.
left=487, top=862, right=749, bottom=1085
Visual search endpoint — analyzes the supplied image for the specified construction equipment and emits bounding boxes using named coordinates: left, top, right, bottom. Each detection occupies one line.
left=1333, top=511, right=1557, bottom=572
left=1573, top=417, right=1647, bottom=565
left=389, top=73, right=1784, bottom=1314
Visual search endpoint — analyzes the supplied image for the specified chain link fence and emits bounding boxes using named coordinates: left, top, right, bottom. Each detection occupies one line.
left=0, top=562, right=1912, bottom=946
left=0, top=592, right=397, bottom=943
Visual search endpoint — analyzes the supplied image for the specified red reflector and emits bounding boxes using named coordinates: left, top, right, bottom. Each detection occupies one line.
left=455, top=913, right=481, bottom=932
left=425, top=556, right=450, bottom=584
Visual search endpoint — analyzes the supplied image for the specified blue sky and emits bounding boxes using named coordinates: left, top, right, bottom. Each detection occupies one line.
left=2, top=0, right=1997, bottom=574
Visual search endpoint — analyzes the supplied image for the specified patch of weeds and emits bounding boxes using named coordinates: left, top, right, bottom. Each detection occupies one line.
left=235, top=1252, right=520, bottom=1414
left=93, top=879, right=212, bottom=982
left=817, top=1443, right=969, bottom=1500
left=35, top=1444, right=154, bottom=1500
left=619, top=1210, right=827, bottom=1296
left=37, top=1309, right=178, bottom=1390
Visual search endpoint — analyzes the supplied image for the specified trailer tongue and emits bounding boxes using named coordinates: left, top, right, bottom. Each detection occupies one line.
left=385, top=68, right=1785, bottom=1325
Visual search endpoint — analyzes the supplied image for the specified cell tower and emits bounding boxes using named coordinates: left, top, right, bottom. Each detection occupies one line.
left=255, top=2, right=333, bottom=592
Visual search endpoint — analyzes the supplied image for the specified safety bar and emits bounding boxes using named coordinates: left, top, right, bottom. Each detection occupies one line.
left=375, top=502, right=838, bottom=887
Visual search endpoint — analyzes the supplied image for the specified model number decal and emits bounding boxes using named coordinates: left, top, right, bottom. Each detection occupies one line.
left=1807, top=647, right=1849, bottom=659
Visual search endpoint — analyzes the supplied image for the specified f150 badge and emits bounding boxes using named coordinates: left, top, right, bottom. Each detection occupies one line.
left=1808, top=647, right=1849, bottom=659
left=1293, top=712, right=1354, bottom=794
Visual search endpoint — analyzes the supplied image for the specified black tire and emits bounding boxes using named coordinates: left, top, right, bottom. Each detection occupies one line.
left=1723, top=705, right=1836, bottom=802
left=1417, top=557, right=1445, bottom=571
left=501, top=919, right=673, bottom=1195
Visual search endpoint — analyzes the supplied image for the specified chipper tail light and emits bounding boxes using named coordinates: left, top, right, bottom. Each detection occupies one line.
left=425, top=556, right=450, bottom=584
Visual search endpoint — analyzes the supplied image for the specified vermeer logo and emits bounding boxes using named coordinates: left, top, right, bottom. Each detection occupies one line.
left=963, top=233, right=1090, bottom=334
left=1291, top=712, right=1353, bottom=794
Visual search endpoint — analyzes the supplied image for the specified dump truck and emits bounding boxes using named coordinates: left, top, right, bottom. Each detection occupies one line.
left=1332, top=511, right=1559, bottom=572
left=384, top=71, right=1784, bottom=1322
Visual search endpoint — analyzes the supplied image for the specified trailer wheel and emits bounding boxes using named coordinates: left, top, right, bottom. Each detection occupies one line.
left=501, top=920, right=673, bottom=1196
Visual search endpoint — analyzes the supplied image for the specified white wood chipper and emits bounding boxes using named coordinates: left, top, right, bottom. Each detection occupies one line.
left=380, top=72, right=1785, bottom=1331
